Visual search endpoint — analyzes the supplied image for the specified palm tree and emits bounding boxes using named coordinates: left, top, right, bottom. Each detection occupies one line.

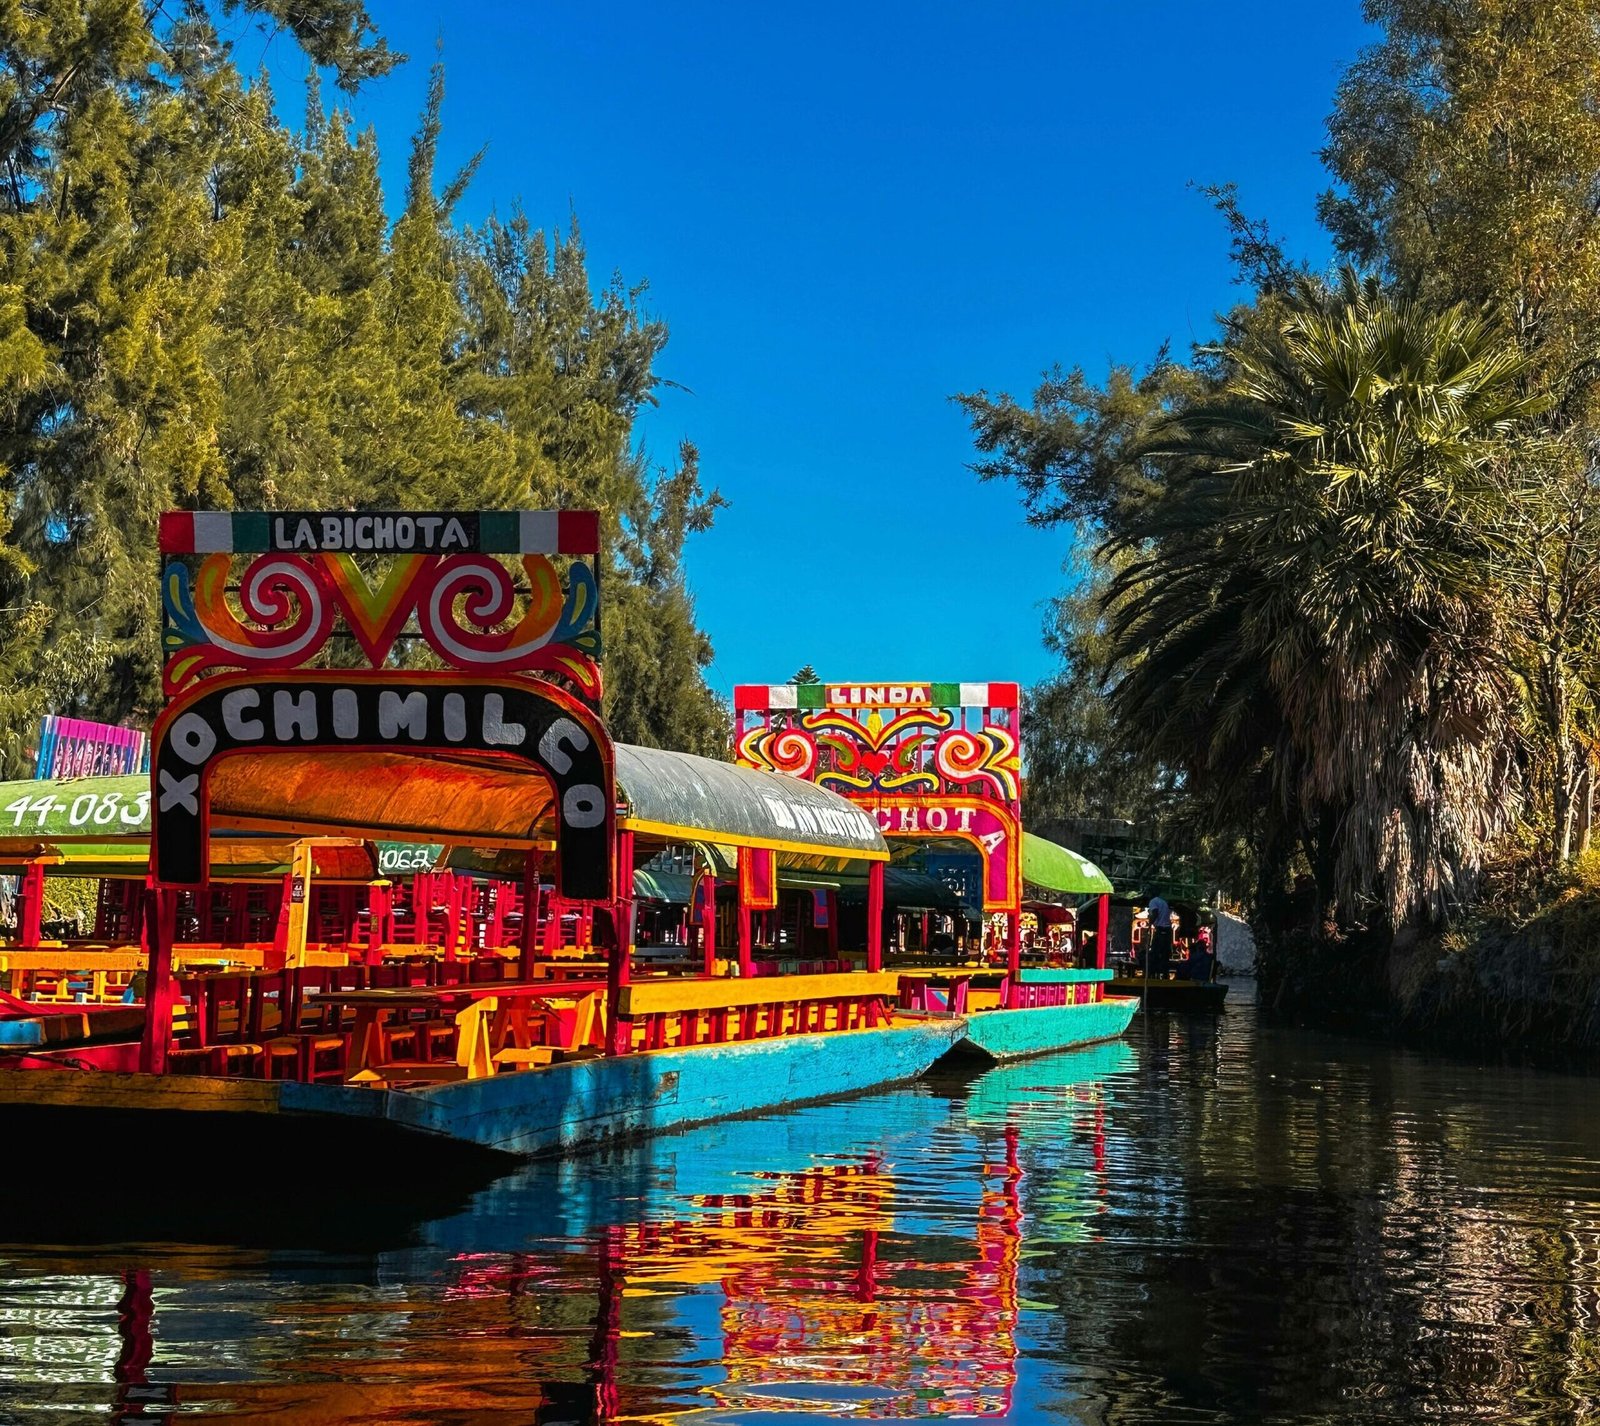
left=1103, top=270, right=1547, bottom=928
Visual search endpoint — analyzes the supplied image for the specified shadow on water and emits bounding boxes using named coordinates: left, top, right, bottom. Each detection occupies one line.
left=3, top=997, right=1600, bottom=1423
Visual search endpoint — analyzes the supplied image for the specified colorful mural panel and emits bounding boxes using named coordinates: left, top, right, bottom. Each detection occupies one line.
left=158, top=510, right=602, bottom=700
left=734, top=682, right=1022, bottom=911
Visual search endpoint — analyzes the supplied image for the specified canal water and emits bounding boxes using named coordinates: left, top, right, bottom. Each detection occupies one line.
left=3, top=983, right=1598, bottom=1424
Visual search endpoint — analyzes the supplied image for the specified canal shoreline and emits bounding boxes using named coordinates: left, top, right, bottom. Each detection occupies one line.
left=1259, top=921, right=1600, bottom=1073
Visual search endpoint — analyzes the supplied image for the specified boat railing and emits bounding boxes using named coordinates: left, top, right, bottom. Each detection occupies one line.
left=616, top=971, right=901, bottom=1053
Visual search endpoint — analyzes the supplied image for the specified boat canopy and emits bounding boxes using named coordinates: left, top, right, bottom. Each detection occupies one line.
left=0, top=746, right=891, bottom=879
left=1021, top=831, right=1113, bottom=896
left=614, top=745, right=888, bottom=866
left=839, top=867, right=965, bottom=913
left=632, top=866, right=693, bottom=904
left=206, top=750, right=561, bottom=850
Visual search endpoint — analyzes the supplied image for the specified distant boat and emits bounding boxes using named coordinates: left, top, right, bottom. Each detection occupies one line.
left=1108, top=973, right=1228, bottom=1012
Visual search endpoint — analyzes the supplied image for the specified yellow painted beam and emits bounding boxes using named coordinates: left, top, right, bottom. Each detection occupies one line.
left=283, top=840, right=314, bottom=969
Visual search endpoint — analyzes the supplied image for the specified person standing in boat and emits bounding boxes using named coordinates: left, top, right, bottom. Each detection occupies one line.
left=1146, top=894, right=1174, bottom=978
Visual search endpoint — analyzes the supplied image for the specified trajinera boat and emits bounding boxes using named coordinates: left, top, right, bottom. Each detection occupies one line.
left=0, top=509, right=1136, bottom=1161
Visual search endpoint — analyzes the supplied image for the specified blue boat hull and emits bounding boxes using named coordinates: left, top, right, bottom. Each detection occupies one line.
left=949, top=995, right=1140, bottom=1062
left=383, top=1016, right=968, bottom=1155
left=0, top=999, right=1140, bottom=1161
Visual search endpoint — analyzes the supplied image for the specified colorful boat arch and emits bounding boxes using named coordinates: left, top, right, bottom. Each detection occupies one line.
left=152, top=671, right=614, bottom=901
left=734, top=680, right=1027, bottom=964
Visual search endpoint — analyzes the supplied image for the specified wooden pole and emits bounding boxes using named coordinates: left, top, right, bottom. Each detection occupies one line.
left=699, top=869, right=717, bottom=976
left=285, top=841, right=312, bottom=969
left=365, top=881, right=391, bottom=965
left=518, top=852, right=541, bottom=982
left=737, top=901, right=754, bottom=978
left=866, top=860, right=884, bottom=972
left=543, top=891, right=562, bottom=952
left=1006, top=909, right=1022, bottom=980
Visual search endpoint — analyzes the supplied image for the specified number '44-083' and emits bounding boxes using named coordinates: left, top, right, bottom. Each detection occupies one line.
left=4, top=791, right=150, bottom=829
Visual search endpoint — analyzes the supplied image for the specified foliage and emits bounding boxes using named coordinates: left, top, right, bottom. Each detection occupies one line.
left=1106, top=273, right=1542, bottom=928
left=0, top=3, right=727, bottom=761
left=966, top=4, right=1600, bottom=969
left=42, top=875, right=98, bottom=930
left=1322, top=0, right=1600, bottom=863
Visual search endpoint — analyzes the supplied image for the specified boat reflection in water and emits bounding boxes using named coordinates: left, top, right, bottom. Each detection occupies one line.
left=0, top=1040, right=1131, bottom=1424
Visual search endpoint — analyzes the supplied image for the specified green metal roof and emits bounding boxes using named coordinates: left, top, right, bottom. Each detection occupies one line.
left=1021, top=831, right=1113, bottom=896
left=615, top=744, right=888, bottom=864
left=837, top=867, right=965, bottom=912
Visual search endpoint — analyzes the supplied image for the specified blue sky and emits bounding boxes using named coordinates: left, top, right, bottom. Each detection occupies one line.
left=250, top=2, right=1374, bottom=695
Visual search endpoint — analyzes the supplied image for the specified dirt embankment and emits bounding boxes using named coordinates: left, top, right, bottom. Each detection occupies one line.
left=1258, top=866, right=1600, bottom=1064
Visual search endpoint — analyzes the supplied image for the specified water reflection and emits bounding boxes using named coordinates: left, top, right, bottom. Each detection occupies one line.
left=4, top=992, right=1600, bottom=1423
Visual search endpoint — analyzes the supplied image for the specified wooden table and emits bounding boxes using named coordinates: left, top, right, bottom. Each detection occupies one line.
left=307, top=980, right=609, bottom=1080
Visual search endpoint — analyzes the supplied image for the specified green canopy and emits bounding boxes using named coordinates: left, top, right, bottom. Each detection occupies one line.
left=633, top=867, right=693, bottom=904
left=838, top=867, right=965, bottom=913
left=1022, top=831, right=1113, bottom=895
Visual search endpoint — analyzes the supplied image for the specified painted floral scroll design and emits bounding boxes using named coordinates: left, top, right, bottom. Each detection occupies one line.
left=738, top=707, right=1019, bottom=801
left=161, top=551, right=602, bottom=699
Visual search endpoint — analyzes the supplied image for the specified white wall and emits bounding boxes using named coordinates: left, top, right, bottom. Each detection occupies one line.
left=1215, top=910, right=1256, bottom=975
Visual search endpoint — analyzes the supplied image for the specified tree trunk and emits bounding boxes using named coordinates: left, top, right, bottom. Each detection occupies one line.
left=1550, top=660, right=1574, bottom=862
left=1578, top=757, right=1596, bottom=858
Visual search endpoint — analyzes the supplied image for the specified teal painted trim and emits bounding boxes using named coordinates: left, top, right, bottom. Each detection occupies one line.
left=1015, top=968, right=1114, bottom=984
left=0, top=1021, right=44, bottom=1047
left=235, top=511, right=270, bottom=549
left=951, top=996, right=1138, bottom=1063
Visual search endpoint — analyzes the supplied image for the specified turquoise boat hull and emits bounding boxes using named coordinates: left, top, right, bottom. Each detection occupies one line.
left=0, top=1016, right=969, bottom=1162
left=0, top=992, right=1141, bottom=1159
left=384, top=1016, right=968, bottom=1156
left=950, top=995, right=1140, bottom=1062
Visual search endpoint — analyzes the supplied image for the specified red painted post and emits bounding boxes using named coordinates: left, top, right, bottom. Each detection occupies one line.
left=486, top=879, right=506, bottom=952
left=16, top=860, right=43, bottom=945
left=518, top=853, right=541, bottom=982
left=1095, top=892, right=1110, bottom=971
left=606, top=831, right=635, bottom=1056
left=268, top=870, right=293, bottom=970
left=1006, top=910, right=1022, bottom=980
left=444, top=873, right=465, bottom=961
left=736, top=847, right=754, bottom=978
left=365, top=882, right=391, bottom=964
left=138, top=886, right=179, bottom=1074
left=737, top=904, right=753, bottom=978
left=866, top=860, right=884, bottom=972
left=699, top=872, right=717, bottom=976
